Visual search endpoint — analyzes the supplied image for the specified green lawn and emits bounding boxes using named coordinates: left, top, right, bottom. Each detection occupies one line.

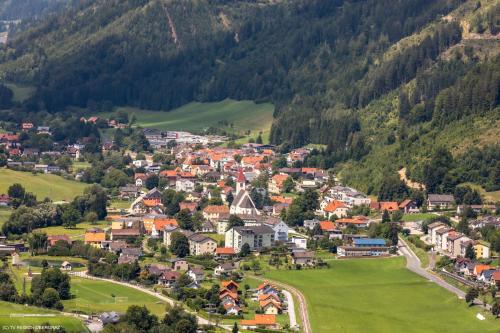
left=264, top=257, right=498, bottom=333
left=401, top=213, right=437, bottom=222
left=63, top=277, right=167, bottom=316
left=0, top=207, right=11, bottom=228
left=99, top=99, right=274, bottom=143
left=0, top=169, right=88, bottom=202
left=34, top=220, right=111, bottom=240
left=459, top=182, right=500, bottom=203
left=404, top=237, right=430, bottom=268
left=0, top=301, right=86, bottom=332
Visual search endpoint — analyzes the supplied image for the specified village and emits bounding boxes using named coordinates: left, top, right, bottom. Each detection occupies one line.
left=0, top=116, right=499, bottom=332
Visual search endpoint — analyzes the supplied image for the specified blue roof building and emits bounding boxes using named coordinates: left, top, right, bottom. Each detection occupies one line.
left=353, top=238, right=386, bottom=247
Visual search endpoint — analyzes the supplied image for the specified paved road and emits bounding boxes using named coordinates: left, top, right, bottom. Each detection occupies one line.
left=72, top=271, right=226, bottom=328
left=251, top=275, right=311, bottom=333
left=398, top=237, right=465, bottom=298
left=281, top=289, right=297, bottom=328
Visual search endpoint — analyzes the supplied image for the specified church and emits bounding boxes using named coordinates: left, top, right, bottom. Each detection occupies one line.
left=229, top=169, right=260, bottom=216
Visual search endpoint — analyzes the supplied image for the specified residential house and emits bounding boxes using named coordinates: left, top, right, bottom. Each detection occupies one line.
left=188, top=233, right=217, bottom=256
left=379, top=202, right=399, bottom=212
left=225, top=225, right=274, bottom=252
left=291, top=251, right=315, bottom=266
left=290, top=235, right=308, bottom=249
left=435, top=227, right=452, bottom=251
left=134, top=173, right=148, bottom=187
left=427, top=194, right=454, bottom=211
left=303, top=218, right=320, bottom=230
left=240, top=314, right=278, bottom=330
left=427, top=222, right=446, bottom=245
left=203, top=205, right=230, bottom=222
left=151, top=218, right=178, bottom=238
left=474, top=241, right=490, bottom=259
left=336, top=216, right=370, bottom=228
left=269, top=174, right=290, bottom=194
left=110, top=228, right=141, bottom=241
left=159, top=271, right=181, bottom=287
left=47, top=235, right=71, bottom=247
left=399, top=199, right=420, bottom=214
left=214, top=247, right=236, bottom=260
left=260, top=299, right=282, bottom=315
left=168, top=258, right=189, bottom=271
left=187, top=267, right=205, bottom=283
left=84, top=228, right=106, bottom=247
left=446, top=233, right=468, bottom=257
left=119, top=185, right=141, bottom=199
left=176, top=178, right=195, bottom=192
left=323, top=200, right=348, bottom=219
left=214, top=262, right=238, bottom=276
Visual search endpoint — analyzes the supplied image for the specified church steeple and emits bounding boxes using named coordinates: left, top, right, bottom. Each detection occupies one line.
left=236, top=168, right=246, bottom=193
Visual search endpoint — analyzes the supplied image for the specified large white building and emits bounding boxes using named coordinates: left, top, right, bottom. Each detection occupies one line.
left=225, top=225, right=275, bottom=252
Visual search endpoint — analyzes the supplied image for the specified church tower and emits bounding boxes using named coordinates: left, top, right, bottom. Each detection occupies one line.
left=236, top=168, right=246, bottom=193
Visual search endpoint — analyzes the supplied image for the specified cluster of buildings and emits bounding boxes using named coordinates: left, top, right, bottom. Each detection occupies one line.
left=453, top=258, right=500, bottom=286
left=427, top=222, right=491, bottom=259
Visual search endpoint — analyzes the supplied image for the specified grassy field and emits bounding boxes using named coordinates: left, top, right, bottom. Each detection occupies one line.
left=99, top=99, right=274, bottom=143
left=34, top=220, right=111, bottom=240
left=459, top=182, right=500, bottom=203
left=265, top=257, right=498, bottom=333
left=0, top=169, right=88, bottom=202
left=0, top=301, right=86, bottom=332
left=63, top=277, right=167, bottom=316
left=402, top=213, right=437, bottom=222
left=4, top=83, right=36, bottom=103
left=0, top=207, right=11, bottom=228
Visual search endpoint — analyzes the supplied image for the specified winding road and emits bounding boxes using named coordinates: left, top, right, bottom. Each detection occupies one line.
left=398, top=237, right=465, bottom=298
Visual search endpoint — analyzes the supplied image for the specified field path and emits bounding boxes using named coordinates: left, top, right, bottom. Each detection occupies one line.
left=250, top=275, right=311, bottom=333
left=72, top=271, right=229, bottom=330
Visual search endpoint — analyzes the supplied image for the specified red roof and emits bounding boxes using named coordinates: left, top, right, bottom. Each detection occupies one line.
left=379, top=202, right=399, bottom=211
left=319, top=221, right=336, bottom=231
left=154, top=219, right=178, bottom=231
left=324, top=200, right=347, bottom=212
left=241, top=314, right=276, bottom=326
left=237, top=168, right=246, bottom=182
left=215, top=247, right=236, bottom=255
left=203, top=205, right=230, bottom=214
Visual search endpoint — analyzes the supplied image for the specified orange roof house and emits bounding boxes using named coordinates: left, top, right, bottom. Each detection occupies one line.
left=215, top=247, right=236, bottom=255
left=473, top=264, right=491, bottom=277
left=84, top=228, right=106, bottom=245
left=324, top=200, right=347, bottom=212
left=270, top=196, right=293, bottom=204
left=204, top=205, right=230, bottom=214
left=240, top=314, right=277, bottom=328
left=259, top=299, right=282, bottom=310
left=258, top=293, right=281, bottom=302
left=319, top=221, right=336, bottom=232
left=154, top=219, right=178, bottom=232
left=379, top=202, right=399, bottom=211
left=160, top=170, right=177, bottom=178
left=336, top=216, right=370, bottom=228
left=221, top=280, right=239, bottom=292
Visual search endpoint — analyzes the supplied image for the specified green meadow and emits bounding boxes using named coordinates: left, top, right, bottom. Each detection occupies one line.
left=0, top=301, right=86, bottom=332
left=265, top=257, right=498, bottom=333
left=100, top=99, right=274, bottom=143
left=0, top=169, right=87, bottom=202
left=63, top=277, right=167, bottom=316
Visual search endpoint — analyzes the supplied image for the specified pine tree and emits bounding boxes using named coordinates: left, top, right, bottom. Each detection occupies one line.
left=382, top=210, right=390, bottom=223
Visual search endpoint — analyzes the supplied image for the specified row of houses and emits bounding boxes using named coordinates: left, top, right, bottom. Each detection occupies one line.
left=428, top=222, right=490, bottom=259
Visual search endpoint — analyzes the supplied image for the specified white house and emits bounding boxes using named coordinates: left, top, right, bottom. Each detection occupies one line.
left=290, top=235, right=308, bottom=249
left=176, top=178, right=195, bottom=192
left=225, top=225, right=274, bottom=252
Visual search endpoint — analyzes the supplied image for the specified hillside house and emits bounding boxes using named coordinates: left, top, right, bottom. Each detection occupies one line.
left=427, top=194, right=454, bottom=211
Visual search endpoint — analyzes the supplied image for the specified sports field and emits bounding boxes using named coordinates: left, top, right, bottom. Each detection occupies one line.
left=63, top=277, right=167, bottom=316
left=0, top=301, right=86, bottom=332
left=0, top=169, right=87, bottom=202
left=102, top=99, right=274, bottom=143
left=265, top=257, right=498, bottom=333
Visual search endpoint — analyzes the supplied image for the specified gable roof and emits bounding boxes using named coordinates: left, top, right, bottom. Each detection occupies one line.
left=319, top=221, right=336, bottom=231
left=379, top=202, right=399, bottom=211
left=241, top=314, right=276, bottom=326
left=324, top=200, right=347, bottom=212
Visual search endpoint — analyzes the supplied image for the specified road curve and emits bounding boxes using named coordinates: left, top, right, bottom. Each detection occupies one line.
left=398, top=237, right=465, bottom=298
left=250, top=275, right=312, bottom=333
left=71, top=271, right=227, bottom=329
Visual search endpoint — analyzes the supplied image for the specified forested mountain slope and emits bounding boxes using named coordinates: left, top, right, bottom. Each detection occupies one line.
left=0, top=0, right=498, bottom=194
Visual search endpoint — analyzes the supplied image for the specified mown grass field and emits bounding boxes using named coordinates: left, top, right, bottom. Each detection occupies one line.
left=401, top=213, right=437, bottom=222
left=34, top=220, right=111, bottom=240
left=63, top=277, right=167, bottom=316
left=265, top=257, right=498, bottom=333
left=100, top=99, right=274, bottom=143
left=0, top=301, right=86, bottom=332
left=0, top=207, right=11, bottom=228
left=0, top=169, right=87, bottom=202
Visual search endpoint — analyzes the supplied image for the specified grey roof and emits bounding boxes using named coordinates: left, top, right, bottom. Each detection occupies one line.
left=188, top=233, right=216, bottom=243
left=427, top=194, right=454, bottom=203
left=232, top=225, right=274, bottom=235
